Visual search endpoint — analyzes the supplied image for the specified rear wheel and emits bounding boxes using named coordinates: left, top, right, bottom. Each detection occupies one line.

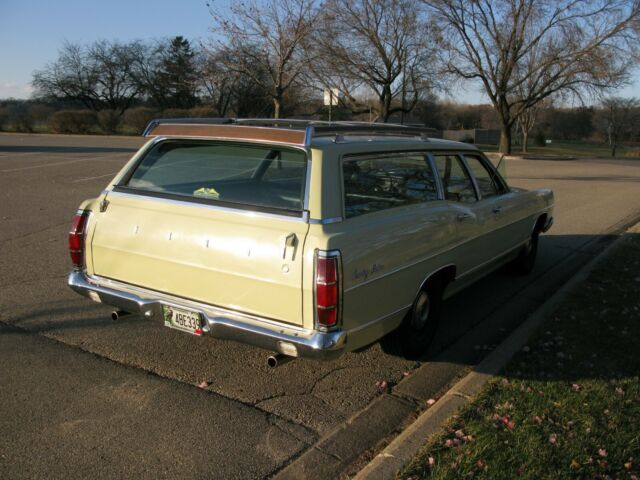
left=381, top=280, right=442, bottom=359
left=511, top=230, right=539, bottom=275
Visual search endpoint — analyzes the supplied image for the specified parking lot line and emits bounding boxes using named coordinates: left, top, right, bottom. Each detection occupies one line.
left=70, top=171, right=120, bottom=183
left=0, top=156, right=115, bottom=173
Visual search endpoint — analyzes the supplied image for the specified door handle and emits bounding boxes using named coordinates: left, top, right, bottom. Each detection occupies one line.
left=492, top=206, right=502, bottom=214
left=282, top=233, right=297, bottom=260
left=457, top=213, right=473, bottom=221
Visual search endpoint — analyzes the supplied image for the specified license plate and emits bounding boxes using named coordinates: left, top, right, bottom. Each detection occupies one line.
left=162, top=305, right=202, bottom=336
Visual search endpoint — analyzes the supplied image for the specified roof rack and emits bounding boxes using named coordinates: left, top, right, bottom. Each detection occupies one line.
left=142, top=117, right=435, bottom=146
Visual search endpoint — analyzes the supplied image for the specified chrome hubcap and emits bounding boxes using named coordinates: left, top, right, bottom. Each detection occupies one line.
left=411, top=292, right=430, bottom=330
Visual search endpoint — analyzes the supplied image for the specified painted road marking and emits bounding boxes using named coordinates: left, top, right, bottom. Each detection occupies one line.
left=70, top=172, right=120, bottom=183
left=0, top=156, right=120, bottom=173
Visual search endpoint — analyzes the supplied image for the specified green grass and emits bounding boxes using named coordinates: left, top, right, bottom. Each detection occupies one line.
left=399, top=234, right=640, bottom=480
left=478, top=140, right=640, bottom=158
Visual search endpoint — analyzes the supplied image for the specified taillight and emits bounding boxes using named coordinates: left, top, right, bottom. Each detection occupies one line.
left=69, top=211, right=89, bottom=269
left=315, top=251, right=341, bottom=329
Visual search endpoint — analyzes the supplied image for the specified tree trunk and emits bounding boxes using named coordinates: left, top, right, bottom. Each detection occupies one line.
left=273, top=97, right=281, bottom=119
left=499, top=124, right=512, bottom=154
left=522, top=131, right=529, bottom=154
left=611, top=143, right=617, bottom=157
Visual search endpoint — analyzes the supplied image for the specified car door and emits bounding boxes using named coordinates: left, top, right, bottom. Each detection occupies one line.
left=460, top=153, right=519, bottom=262
left=431, top=153, right=489, bottom=276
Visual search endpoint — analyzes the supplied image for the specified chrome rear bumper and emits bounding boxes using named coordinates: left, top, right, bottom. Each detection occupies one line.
left=67, top=271, right=346, bottom=360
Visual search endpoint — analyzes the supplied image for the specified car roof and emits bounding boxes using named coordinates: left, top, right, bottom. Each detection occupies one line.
left=142, top=117, right=480, bottom=153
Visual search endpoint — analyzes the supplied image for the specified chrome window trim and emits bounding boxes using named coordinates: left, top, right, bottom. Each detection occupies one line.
left=460, top=152, right=508, bottom=200
left=457, top=152, right=482, bottom=201
left=302, top=150, right=313, bottom=212
left=106, top=190, right=310, bottom=223
left=113, top=137, right=311, bottom=222
left=431, top=152, right=480, bottom=204
left=425, top=152, right=445, bottom=200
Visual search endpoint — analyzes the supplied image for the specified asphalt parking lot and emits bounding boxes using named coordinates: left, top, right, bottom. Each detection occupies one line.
left=1, top=132, right=639, bottom=479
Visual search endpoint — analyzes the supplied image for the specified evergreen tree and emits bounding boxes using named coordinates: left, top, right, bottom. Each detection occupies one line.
left=160, top=36, right=198, bottom=109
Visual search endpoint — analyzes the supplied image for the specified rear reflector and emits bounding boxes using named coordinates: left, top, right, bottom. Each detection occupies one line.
left=69, top=211, right=89, bottom=268
left=315, top=252, right=341, bottom=329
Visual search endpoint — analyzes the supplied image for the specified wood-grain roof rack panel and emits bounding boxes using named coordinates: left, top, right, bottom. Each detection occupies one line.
left=143, top=117, right=434, bottom=147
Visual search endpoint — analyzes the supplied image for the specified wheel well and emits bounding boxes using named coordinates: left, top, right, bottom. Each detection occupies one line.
left=419, top=264, right=457, bottom=294
left=534, top=214, right=548, bottom=234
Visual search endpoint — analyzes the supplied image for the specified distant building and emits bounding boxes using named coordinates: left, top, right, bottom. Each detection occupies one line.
left=442, top=129, right=500, bottom=145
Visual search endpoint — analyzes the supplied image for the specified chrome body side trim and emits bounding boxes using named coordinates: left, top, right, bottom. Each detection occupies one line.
left=454, top=240, right=527, bottom=280
left=308, top=216, right=343, bottom=225
left=348, top=304, right=412, bottom=335
left=343, top=206, right=551, bottom=293
left=67, top=271, right=391, bottom=360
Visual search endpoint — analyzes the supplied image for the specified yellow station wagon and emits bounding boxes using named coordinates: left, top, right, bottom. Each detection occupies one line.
left=68, top=119, right=554, bottom=364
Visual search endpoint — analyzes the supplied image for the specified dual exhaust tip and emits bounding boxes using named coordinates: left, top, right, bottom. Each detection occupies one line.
left=111, top=310, right=294, bottom=368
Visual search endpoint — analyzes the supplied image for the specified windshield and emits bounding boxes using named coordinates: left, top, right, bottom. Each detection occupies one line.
left=120, top=140, right=308, bottom=214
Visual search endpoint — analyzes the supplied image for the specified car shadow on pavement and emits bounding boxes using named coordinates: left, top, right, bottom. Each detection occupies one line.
left=407, top=232, right=636, bottom=385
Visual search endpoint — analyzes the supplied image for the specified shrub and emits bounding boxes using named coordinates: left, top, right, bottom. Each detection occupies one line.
left=13, top=112, right=34, bottom=133
left=0, top=108, right=8, bottom=131
left=49, top=110, right=97, bottom=134
left=160, top=108, right=191, bottom=118
left=123, top=107, right=159, bottom=135
left=534, top=130, right=546, bottom=146
left=188, top=107, right=217, bottom=118
left=97, top=109, right=121, bottom=134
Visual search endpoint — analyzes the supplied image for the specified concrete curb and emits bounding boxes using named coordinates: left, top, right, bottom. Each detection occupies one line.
left=353, top=223, right=639, bottom=480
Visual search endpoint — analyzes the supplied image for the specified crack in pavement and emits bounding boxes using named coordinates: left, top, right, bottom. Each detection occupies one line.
left=253, top=366, right=352, bottom=407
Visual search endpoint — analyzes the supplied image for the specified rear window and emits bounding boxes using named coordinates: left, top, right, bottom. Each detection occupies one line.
left=120, top=140, right=307, bottom=214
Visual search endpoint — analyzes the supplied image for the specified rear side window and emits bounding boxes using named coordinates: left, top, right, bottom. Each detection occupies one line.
left=463, top=154, right=507, bottom=198
left=433, top=154, right=477, bottom=204
left=122, top=140, right=307, bottom=213
left=343, top=154, right=439, bottom=218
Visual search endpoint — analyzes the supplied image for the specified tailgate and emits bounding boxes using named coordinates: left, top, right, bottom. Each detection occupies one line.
left=90, top=192, right=309, bottom=325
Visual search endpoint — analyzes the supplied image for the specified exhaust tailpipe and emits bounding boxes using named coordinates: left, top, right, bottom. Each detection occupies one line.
left=111, top=310, right=131, bottom=321
left=267, top=353, right=294, bottom=368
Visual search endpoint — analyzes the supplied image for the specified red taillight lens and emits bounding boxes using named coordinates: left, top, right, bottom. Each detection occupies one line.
left=69, top=212, right=89, bottom=268
left=315, top=252, right=340, bottom=328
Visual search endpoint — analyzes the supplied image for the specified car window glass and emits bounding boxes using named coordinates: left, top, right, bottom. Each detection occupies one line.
left=343, top=154, right=439, bottom=218
left=463, top=155, right=503, bottom=198
left=125, top=141, right=307, bottom=212
left=433, top=154, right=477, bottom=203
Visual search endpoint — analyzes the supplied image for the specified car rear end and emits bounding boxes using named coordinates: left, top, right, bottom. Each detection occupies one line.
left=67, top=121, right=347, bottom=360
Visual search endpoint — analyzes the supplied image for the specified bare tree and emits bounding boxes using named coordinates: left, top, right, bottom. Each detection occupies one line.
left=600, top=97, right=640, bottom=157
left=198, top=50, right=234, bottom=116
left=425, top=0, right=640, bottom=153
left=32, top=40, right=142, bottom=117
left=310, top=0, right=440, bottom=122
left=198, top=46, right=273, bottom=117
left=209, top=0, right=319, bottom=118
